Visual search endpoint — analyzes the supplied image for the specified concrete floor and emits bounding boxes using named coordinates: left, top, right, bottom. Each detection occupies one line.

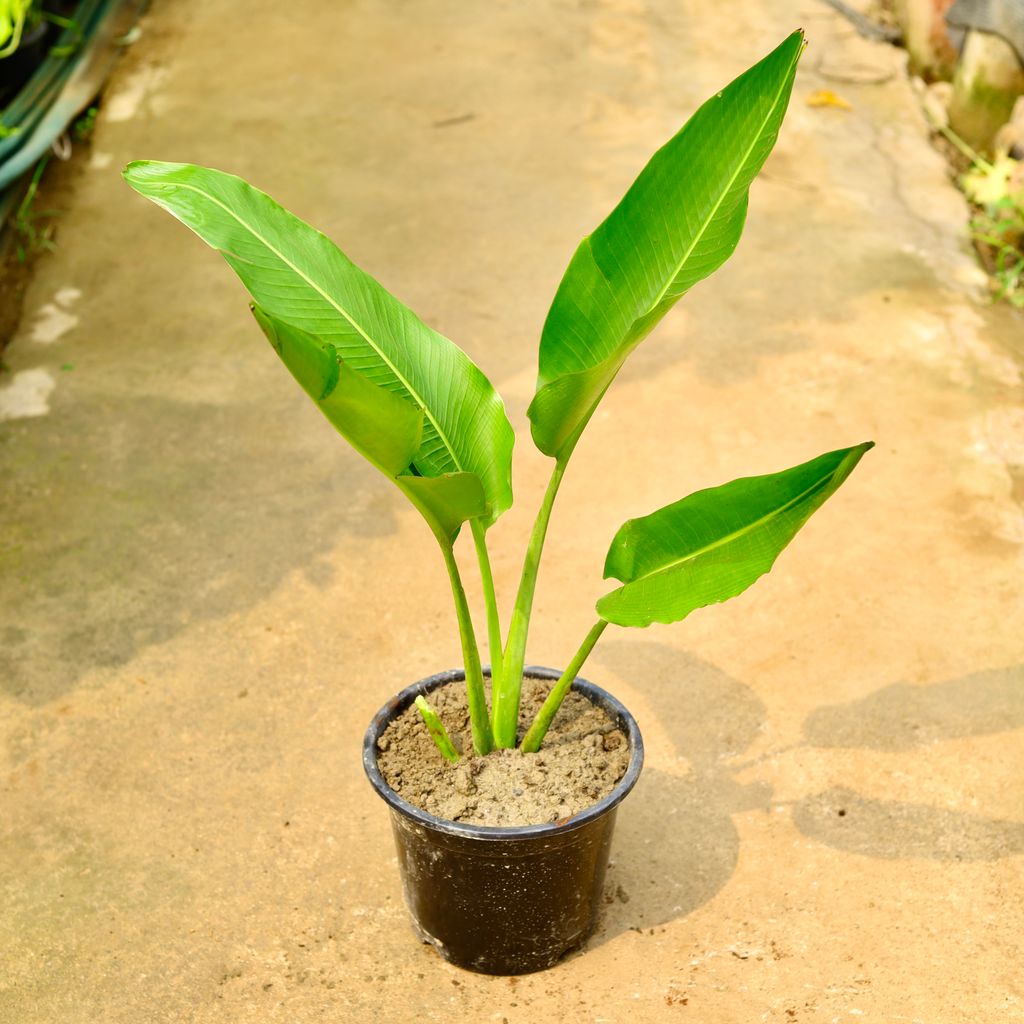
left=2, top=0, right=1023, bottom=1021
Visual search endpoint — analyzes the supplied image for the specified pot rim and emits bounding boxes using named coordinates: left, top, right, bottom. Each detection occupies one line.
left=363, top=665, right=644, bottom=842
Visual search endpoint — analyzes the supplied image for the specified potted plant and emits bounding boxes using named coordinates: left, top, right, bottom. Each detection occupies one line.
left=0, top=0, right=80, bottom=99
left=0, top=0, right=38, bottom=56
left=0, top=0, right=44, bottom=94
left=123, top=29, right=871, bottom=974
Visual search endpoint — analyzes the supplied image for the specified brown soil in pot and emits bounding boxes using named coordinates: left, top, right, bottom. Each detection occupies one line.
left=375, top=677, right=629, bottom=827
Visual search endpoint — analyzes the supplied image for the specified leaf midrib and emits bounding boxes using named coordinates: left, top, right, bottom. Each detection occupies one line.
left=643, top=42, right=799, bottom=313
left=619, top=468, right=834, bottom=588
left=162, top=177, right=467, bottom=478
left=541, top=41, right=799, bottom=442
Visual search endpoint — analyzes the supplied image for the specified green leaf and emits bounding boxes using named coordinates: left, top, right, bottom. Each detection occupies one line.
left=414, top=695, right=461, bottom=764
left=123, top=160, right=514, bottom=526
left=529, top=31, right=804, bottom=459
left=398, top=472, right=487, bottom=543
left=597, top=442, right=872, bottom=628
left=252, top=304, right=423, bottom=476
left=251, top=305, right=484, bottom=540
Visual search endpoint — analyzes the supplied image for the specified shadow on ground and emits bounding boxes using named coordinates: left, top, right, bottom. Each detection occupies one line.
left=585, top=640, right=772, bottom=946
left=802, top=665, right=1024, bottom=750
left=0, top=385, right=398, bottom=706
left=793, top=664, right=1024, bottom=861
left=578, top=645, right=1024, bottom=948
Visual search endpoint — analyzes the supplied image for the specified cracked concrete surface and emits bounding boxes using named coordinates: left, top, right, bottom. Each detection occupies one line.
left=1, top=1, right=1022, bottom=1021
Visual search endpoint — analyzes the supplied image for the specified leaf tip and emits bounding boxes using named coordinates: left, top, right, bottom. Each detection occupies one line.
left=782, top=27, right=807, bottom=64
left=845, top=439, right=875, bottom=473
left=122, top=160, right=150, bottom=187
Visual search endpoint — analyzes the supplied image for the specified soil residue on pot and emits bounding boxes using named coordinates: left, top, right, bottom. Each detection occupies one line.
left=375, top=677, right=629, bottom=827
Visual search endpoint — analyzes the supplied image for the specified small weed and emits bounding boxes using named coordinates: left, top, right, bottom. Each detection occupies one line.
left=969, top=195, right=1024, bottom=307
left=11, top=154, right=59, bottom=262
left=926, top=114, right=1024, bottom=308
left=44, top=10, right=84, bottom=58
left=72, top=104, right=98, bottom=142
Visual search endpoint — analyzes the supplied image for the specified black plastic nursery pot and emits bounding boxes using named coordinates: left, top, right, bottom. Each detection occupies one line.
left=363, top=666, right=644, bottom=975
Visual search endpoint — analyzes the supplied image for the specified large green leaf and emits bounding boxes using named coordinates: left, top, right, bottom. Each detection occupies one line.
left=123, top=160, right=514, bottom=527
left=529, top=31, right=804, bottom=459
left=597, top=443, right=872, bottom=627
left=399, top=472, right=487, bottom=542
left=252, top=305, right=485, bottom=540
left=251, top=304, right=423, bottom=476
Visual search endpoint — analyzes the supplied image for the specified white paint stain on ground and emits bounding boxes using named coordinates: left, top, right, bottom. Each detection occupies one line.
left=104, top=64, right=168, bottom=123
left=29, top=286, right=82, bottom=344
left=0, top=368, right=55, bottom=421
left=900, top=307, right=1022, bottom=389
left=945, top=304, right=1022, bottom=387
left=962, top=408, right=1024, bottom=544
left=980, top=407, right=1024, bottom=466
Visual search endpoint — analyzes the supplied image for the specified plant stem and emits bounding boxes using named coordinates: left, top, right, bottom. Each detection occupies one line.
left=520, top=619, right=609, bottom=753
left=491, top=459, right=567, bottom=747
left=414, top=695, right=460, bottom=763
left=921, top=107, right=991, bottom=171
left=439, top=539, right=494, bottom=755
left=0, top=4, right=27, bottom=58
left=470, top=519, right=503, bottom=681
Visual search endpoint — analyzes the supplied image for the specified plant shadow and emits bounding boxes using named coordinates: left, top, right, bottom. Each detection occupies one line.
left=792, top=665, right=1024, bottom=861
left=791, top=786, right=1024, bottom=862
left=577, top=647, right=1024, bottom=952
left=0, top=388, right=399, bottom=706
left=802, top=666, right=1024, bottom=751
left=583, top=639, right=772, bottom=946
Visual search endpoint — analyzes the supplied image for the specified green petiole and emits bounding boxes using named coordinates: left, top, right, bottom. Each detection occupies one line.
left=491, top=459, right=567, bottom=747
left=439, top=539, right=493, bottom=757
left=520, top=620, right=608, bottom=753
left=470, top=520, right=503, bottom=682
left=414, top=695, right=460, bottom=764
